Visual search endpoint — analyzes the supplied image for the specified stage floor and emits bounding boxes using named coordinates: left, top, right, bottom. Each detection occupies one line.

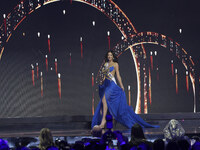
left=0, top=113, right=200, bottom=146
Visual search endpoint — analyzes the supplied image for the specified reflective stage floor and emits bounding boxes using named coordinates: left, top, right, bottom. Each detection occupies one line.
left=0, top=113, right=199, bottom=147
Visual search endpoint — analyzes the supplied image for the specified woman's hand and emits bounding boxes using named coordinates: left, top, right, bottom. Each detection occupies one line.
left=121, top=86, right=124, bottom=91
left=102, top=66, right=109, bottom=74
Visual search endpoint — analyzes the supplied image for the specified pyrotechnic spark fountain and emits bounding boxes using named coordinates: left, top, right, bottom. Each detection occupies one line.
left=36, top=63, right=39, bottom=79
left=171, top=60, right=174, bottom=76
left=80, top=37, right=83, bottom=59
left=55, top=58, right=58, bottom=74
left=69, top=52, right=72, bottom=65
left=156, top=67, right=159, bottom=81
left=150, top=51, right=153, bottom=70
left=41, top=72, right=43, bottom=97
left=107, top=31, right=110, bottom=50
left=48, top=34, right=51, bottom=53
left=175, top=68, right=178, bottom=94
left=128, top=85, right=131, bottom=106
left=186, top=70, right=189, bottom=92
left=31, top=64, right=35, bottom=86
left=45, top=55, right=48, bottom=72
left=3, top=14, right=6, bottom=35
left=58, top=73, right=61, bottom=99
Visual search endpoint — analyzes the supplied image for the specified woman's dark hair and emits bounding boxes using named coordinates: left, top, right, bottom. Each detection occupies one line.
left=104, top=51, right=118, bottom=62
left=131, top=123, right=145, bottom=140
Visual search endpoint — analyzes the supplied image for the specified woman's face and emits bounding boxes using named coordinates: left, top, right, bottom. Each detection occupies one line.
left=107, top=52, right=113, bottom=61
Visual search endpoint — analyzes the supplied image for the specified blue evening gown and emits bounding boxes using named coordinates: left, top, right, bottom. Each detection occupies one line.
left=92, top=66, right=159, bottom=129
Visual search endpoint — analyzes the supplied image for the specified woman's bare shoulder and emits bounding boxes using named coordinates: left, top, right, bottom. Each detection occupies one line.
left=113, top=62, right=119, bottom=67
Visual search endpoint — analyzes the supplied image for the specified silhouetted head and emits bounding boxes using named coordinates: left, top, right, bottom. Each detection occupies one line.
left=153, top=139, right=165, bottom=150
left=39, top=128, right=54, bottom=150
left=166, top=140, right=179, bottom=150
left=91, top=125, right=102, bottom=137
left=177, top=139, right=190, bottom=150
left=131, top=123, right=145, bottom=141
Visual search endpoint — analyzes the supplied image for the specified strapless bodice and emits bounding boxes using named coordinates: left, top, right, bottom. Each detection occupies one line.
left=109, top=66, right=114, bottom=72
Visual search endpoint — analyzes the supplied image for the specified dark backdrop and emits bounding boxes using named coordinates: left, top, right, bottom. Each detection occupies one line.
left=0, top=0, right=199, bottom=117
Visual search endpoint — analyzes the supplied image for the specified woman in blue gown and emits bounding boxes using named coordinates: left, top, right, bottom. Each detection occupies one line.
left=92, top=51, right=159, bottom=129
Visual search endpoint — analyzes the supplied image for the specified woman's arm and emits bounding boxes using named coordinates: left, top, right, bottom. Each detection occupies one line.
left=115, top=63, right=124, bottom=90
left=99, top=63, right=108, bottom=84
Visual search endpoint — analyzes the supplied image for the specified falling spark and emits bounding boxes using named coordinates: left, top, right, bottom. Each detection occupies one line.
left=36, top=63, right=39, bottom=79
left=48, top=34, right=51, bottom=53
left=171, top=60, right=174, bottom=76
left=150, top=51, right=153, bottom=70
left=55, top=58, right=58, bottom=74
left=80, top=37, right=83, bottom=59
left=3, top=14, right=7, bottom=35
left=31, top=64, right=35, bottom=86
left=41, top=72, right=43, bottom=97
left=186, top=71, right=189, bottom=92
left=63, top=10, right=66, bottom=15
left=175, top=69, right=178, bottom=94
left=58, top=73, right=61, bottom=99
left=156, top=67, right=159, bottom=81
left=107, top=31, right=110, bottom=50
left=92, top=72, right=94, bottom=87
left=92, top=92, right=94, bottom=115
left=69, top=53, right=72, bottom=65
left=45, top=55, right=48, bottom=71
left=128, top=85, right=131, bottom=106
